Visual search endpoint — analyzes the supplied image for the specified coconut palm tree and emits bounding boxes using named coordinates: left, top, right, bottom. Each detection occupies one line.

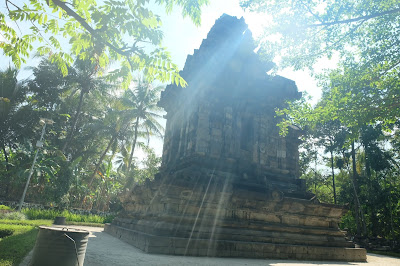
left=121, top=79, right=164, bottom=172
left=0, top=67, right=30, bottom=171
left=28, top=57, right=113, bottom=155
left=61, top=58, right=112, bottom=153
left=88, top=101, right=127, bottom=187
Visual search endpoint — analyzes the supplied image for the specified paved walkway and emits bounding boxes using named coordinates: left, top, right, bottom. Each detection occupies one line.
left=21, top=226, right=400, bottom=266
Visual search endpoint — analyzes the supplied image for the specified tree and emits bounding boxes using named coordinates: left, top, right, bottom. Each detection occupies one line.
left=241, top=0, right=400, bottom=70
left=276, top=69, right=400, bottom=237
left=0, top=58, right=166, bottom=211
left=28, top=57, right=114, bottom=154
left=242, top=0, right=400, bottom=127
left=60, top=58, right=113, bottom=153
left=87, top=99, right=128, bottom=188
left=359, top=124, right=392, bottom=236
left=121, top=79, right=164, bottom=172
left=124, top=146, right=161, bottom=188
left=1, top=0, right=208, bottom=87
left=0, top=67, right=32, bottom=173
left=243, top=1, right=400, bottom=239
left=313, top=120, right=347, bottom=204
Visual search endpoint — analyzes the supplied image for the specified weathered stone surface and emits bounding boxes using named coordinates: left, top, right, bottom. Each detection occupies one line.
left=105, top=14, right=366, bottom=262
left=105, top=223, right=367, bottom=261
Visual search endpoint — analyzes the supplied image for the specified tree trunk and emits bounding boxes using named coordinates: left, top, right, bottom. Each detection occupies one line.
left=1, top=141, right=10, bottom=196
left=88, top=133, right=117, bottom=187
left=365, top=151, right=377, bottom=237
left=1, top=142, right=9, bottom=172
left=351, top=140, right=367, bottom=237
left=351, top=141, right=361, bottom=236
left=62, top=89, right=86, bottom=153
left=314, top=155, right=318, bottom=195
left=127, top=116, right=140, bottom=172
left=330, top=148, right=337, bottom=204
left=387, top=179, right=395, bottom=240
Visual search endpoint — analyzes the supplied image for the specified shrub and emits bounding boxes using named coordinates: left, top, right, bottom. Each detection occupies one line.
left=340, top=211, right=357, bottom=235
left=2, top=212, right=27, bottom=221
left=0, top=228, right=14, bottom=238
left=21, top=208, right=114, bottom=224
left=22, top=208, right=58, bottom=220
left=0, top=205, right=12, bottom=210
left=0, top=219, right=52, bottom=227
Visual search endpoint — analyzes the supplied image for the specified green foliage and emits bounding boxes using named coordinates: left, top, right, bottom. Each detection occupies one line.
left=276, top=93, right=314, bottom=136
left=120, top=79, right=164, bottom=173
left=340, top=211, right=357, bottom=235
left=244, top=0, right=400, bottom=140
left=64, top=221, right=105, bottom=227
left=0, top=205, right=11, bottom=211
left=0, top=58, right=164, bottom=211
left=0, top=228, right=13, bottom=238
left=285, top=78, right=400, bottom=240
left=241, top=0, right=400, bottom=71
left=22, top=208, right=113, bottom=224
left=265, top=4, right=400, bottom=236
left=0, top=67, right=34, bottom=165
left=0, top=212, right=27, bottom=221
left=0, top=222, right=42, bottom=266
left=0, top=0, right=208, bottom=87
left=315, top=62, right=400, bottom=131
left=125, top=147, right=161, bottom=188
left=0, top=219, right=52, bottom=227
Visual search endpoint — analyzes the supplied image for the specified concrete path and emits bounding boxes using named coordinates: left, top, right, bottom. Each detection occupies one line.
left=21, top=226, right=400, bottom=266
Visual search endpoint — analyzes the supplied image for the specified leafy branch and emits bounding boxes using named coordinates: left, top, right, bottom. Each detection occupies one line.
left=305, top=7, right=400, bottom=28
left=50, top=0, right=140, bottom=69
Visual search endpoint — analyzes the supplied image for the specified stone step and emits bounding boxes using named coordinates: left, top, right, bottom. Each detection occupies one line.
left=116, top=214, right=346, bottom=237
left=113, top=218, right=353, bottom=248
left=131, top=200, right=343, bottom=228
left=105, top=223, right=366, bottom=262
left=131, top=187, right=344, bottom=219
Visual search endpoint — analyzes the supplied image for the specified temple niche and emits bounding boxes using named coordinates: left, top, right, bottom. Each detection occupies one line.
left=105, top=15, right=366, bottom=261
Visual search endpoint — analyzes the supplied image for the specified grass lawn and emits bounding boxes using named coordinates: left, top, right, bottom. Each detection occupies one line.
left=0, top=207, right=110, bottom=266
left=0, top=218, right=104, bottom=266
left=0, top=219, right=52, bottom=266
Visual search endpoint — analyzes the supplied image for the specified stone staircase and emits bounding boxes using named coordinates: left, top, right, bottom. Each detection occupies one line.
left=105, top=173, right=366, bottom=261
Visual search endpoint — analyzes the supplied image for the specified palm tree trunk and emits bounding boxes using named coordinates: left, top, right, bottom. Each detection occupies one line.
left=1, top=141, right=9, bottom=172
left=1, top=141, right=10, bottom=196
left=88, top=133, right=117, bottom=187
left=127, top=117, right=140, bottom=172
left=62, top=89, right=86, bottom=153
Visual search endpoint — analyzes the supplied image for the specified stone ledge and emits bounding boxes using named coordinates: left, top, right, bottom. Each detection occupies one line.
left=105, top=223, right=367, bottom=262
left=111, top=218, right=353, bottom=248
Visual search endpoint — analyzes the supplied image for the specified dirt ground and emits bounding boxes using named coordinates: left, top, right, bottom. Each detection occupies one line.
left=20, top=226, right=400, bottom=266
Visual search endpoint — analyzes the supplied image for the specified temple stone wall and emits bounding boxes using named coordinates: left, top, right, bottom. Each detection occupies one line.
left=161, top=96, right=301, bottom=183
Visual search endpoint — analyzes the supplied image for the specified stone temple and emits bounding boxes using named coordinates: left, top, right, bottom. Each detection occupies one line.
left=105, top=15, right=366, bottom=261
